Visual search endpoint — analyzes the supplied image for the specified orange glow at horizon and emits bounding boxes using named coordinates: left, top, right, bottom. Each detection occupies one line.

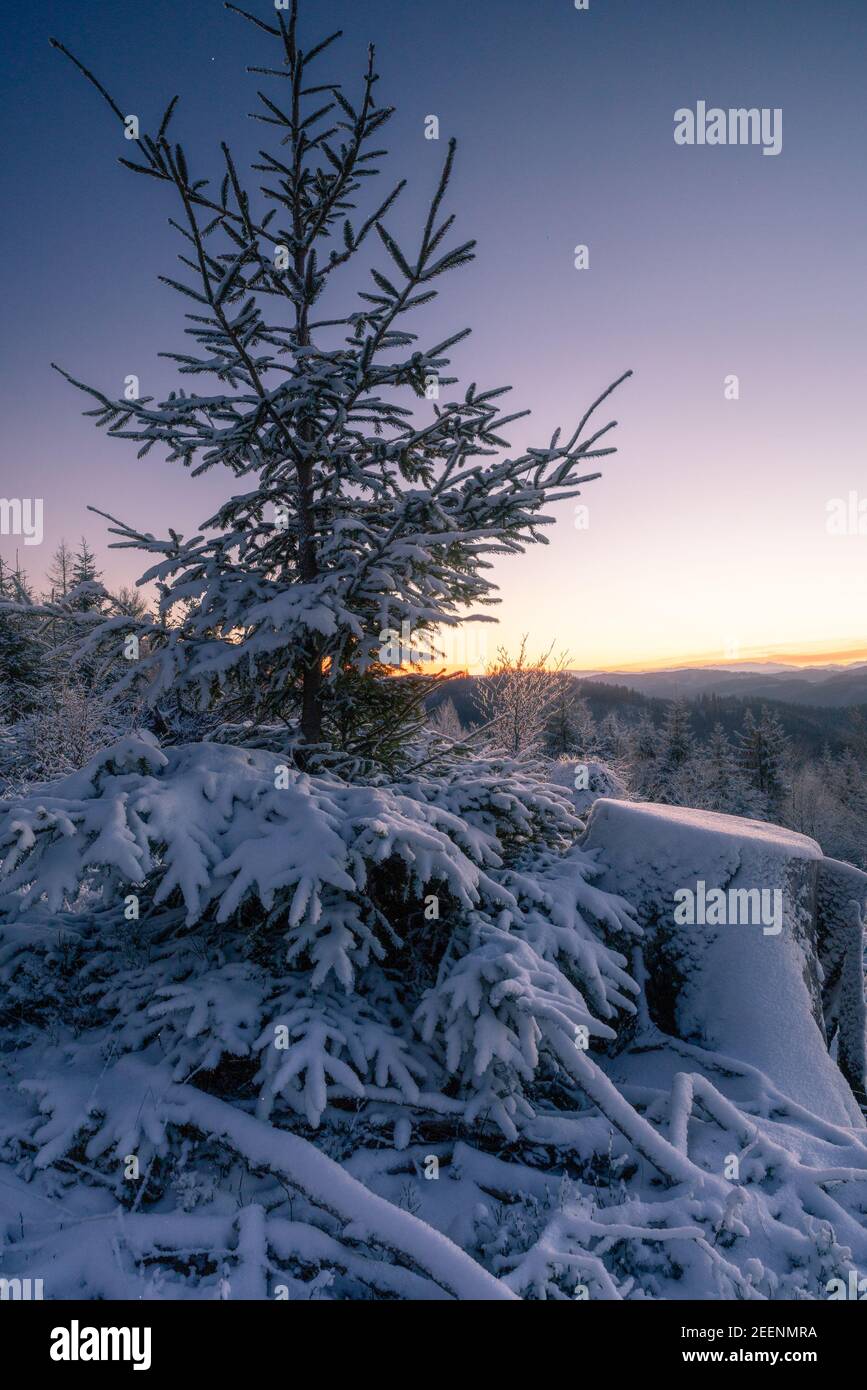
left=590, top=639, right=867, bottom=674
left=430, top=636, right=867, bottom=678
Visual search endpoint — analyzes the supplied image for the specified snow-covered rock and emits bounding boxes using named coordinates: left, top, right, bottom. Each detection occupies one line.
left=581, top=798, right=863, bottom=1126
left=817, top=856, right=867, bottom=1103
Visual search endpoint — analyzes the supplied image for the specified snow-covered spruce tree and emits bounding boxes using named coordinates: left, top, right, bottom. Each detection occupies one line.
left=428, top=695, right=464, bottom=741
left=692, top=722, right=763, bottom=819
left=0, top=538, right=154, bottom=790
left=68, top=538, right=103, bottom=613
left=0, top=557, right=44, bottom=724
left=0, top=557, right=57, bottom=788
left=736, top=705, right=790, bottom=820
left=49, top=7, right=630, bottom=771
left=545, top=682, right=590, bottom=760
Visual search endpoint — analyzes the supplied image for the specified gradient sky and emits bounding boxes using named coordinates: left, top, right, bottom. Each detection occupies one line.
left=3, top=0, right=866, bottom=672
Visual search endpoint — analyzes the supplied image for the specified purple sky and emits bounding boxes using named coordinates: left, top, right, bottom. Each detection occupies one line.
left=3, top=0, right=866, bottom=670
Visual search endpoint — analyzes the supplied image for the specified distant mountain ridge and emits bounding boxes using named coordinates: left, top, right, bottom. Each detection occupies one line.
left=580, top=662, right=867, bottom=707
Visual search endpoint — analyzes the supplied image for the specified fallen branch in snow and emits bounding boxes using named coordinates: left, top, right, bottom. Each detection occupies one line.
left=547, top=1032, right=730, bottom=1195
left=670, top=1072, right=756, bottom=1155
left=141, top=1064, right=516, bottom=1301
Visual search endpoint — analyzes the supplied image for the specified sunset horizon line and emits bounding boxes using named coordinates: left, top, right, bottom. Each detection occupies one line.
left=432, top=637, right=867, bottom=677
left=584, top=642, right=867, bottom=675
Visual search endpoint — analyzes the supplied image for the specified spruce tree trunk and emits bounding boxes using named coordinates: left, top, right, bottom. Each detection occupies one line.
left=297, top=453, right=322, bottom=745
left=301, top=654, right=322, bottom=745
left=295, top=178, right=322, bottom=745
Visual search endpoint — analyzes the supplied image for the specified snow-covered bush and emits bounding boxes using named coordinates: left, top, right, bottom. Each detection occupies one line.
left=0, top=731, right=650, bottom=1297
left=0, top=734, right=639, bottom=1136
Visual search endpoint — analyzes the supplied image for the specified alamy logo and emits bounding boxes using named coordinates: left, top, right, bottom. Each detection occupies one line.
left=0, top=497, right=43, bottom=546
left=0, top=1277, right=43, bottom=1300
left=674, top=102, right=782, bottom=157
left=826, top=492, right=867, bottom=535
left=826, top=1271, right=867, bottom=1300
left=50, top=1321, right=152, bottom=1372
left=673, top=881, right=783, bottom=936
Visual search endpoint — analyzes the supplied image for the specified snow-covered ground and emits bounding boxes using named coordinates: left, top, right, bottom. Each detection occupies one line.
left=1, top=748, right=865, bottom=1301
